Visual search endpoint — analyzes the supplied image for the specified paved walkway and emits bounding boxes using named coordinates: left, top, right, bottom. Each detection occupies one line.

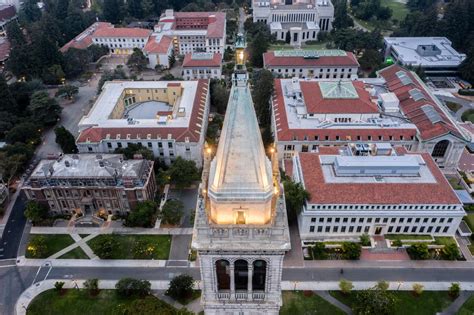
left=360, top=248, right=411, bottom=261
left=456, top=235, right=473, bottom=262
left=440, top=291, right=473, bottom=315
left=316, top=291, right=352, bottom=314
left=30, top=227, right=193, bottom=235
left=284, top=221, right=304, bottom=267
left=169, top=235, right=192, bottom=261
left=48, top=234, right=98, bottom=260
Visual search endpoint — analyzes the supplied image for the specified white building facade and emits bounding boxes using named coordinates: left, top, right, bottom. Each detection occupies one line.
left=182, top=52, right=222, bottom=80
left=252, top=0, right=334, bottom=46
left=77, top=80, right=210, bottom=166
left=291, top=145, right=465, bottom=241
left=91, top=27, right=151, bottom=55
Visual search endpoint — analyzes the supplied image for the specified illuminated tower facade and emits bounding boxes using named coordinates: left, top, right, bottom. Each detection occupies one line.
left=192, top=34, right=291, bottom=314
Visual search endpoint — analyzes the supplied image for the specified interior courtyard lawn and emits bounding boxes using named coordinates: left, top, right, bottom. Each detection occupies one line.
left=26, top=234, right=75, bottom=258
left=330, top=290, right=453, bottom=315
left=58, top=247, right=89, bottom=259
left=280, top=291, right=345, bottom=315
left=457, top=295, right=474, bottom=315
left=88, top=235, right=171, bottom=259
left=26, top=289, right=180, bottom=315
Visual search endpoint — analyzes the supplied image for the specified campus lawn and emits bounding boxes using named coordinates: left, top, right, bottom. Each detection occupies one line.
left=58, top=247, right=89, bottom=259
left=434, top=237, right=457, bottom=246
left=79, top=234, right=89, bottom=239
left=461, top=109, right=474, bottom=123
left=385, top=234, right=433, bottom=241
left=27, top=289, right=179, bottom=315
left=464, top=213, right=474, bottom=231
left=457, top=295, right=474, bottom=315
left=330, top=290, right=453, bottom=315
left=381, top=0, right=408, bottom=22
left=280, top=291, right=345, bottom=315
left=88, top=235, right=171, bottom=259
left=26, top=234, right=75, bottom=258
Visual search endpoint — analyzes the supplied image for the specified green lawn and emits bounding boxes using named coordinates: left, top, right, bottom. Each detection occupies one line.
left=330, top=291, right=453, bottom=315
left=79, top=234, right=89, bottom=239
left=27, top=289, right=179, bottom=315
left=461, top=109, right=474, bottom=123
left=26, top=234, right=75, bottom=258
left=87, top=235, right=171, bottom=259
left=464, top=213, right=474, bottom=231
left=457, top=295, right=474, bottom=315
left=280, top=291, right=345, bottom=315
left=381, top=0, right=409, bottom=22
left=385, top=234, right=433, bottom=241
left=58, top=247, right=90, bottom=259
left=434, top=237, right=457, bottom=246
left=448, top=177, right=464, bottom=190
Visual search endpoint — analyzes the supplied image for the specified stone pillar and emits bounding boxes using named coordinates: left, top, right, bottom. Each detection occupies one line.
left=230, top=262, right=235, bottom=298
left=247, top=263, right=253, bottom=300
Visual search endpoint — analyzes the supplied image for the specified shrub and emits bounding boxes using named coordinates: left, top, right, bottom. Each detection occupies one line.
left=353, top=287, right=396, bottom=315
left=342, top=242, right=362, bottom=260
left=24, top=201, right=49, bottom=224
left=92, top=235, right=118, bottom=259
left=160, top=200, right=184, bottom=225
left=412, top=283, right=424, bottom=296
left=442, top=243, right=461, bottom=260
left=458, top=89, right=474, bottom=96
left=407, top=243, right=430, bottom=260
left=311, top=242, right=327, bottom=260
left=166, top=274, right=194, bottom=302
left=393, top=239, right=403, bottom=248
left=27, top=235, right=48, bottom=258
left=54, top=281, right=65, bottom=292
left=376, top=280, right=389, bottom=291
left=84, top=278, right=99, bottom=295
left=339, top=279, right=353, bottom=295
left=359, top=234, right=371, bottom=246
left=449, top=283, right=460, bottom=298
left=115, top=278, right=151, bottom=298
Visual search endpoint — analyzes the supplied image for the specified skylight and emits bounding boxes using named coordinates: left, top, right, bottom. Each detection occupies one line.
left=319, top=81, right=359, bottom=99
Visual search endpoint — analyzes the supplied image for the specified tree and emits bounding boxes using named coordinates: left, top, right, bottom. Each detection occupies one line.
left=0, top=111, right=19, bottom=138
left=160, top=200, right=184, bottom=225
left=407, top=243, right=430, bottom=260
left=393, top=239, right=403, bottom=248
left=114, top=143, right=153, bottom=160
left=376, top=280, right=389, bottom=291
left=376, top=6, right=392, bottom=20
left=127, top=0, right=144, bottom=19
left=127, top=48, right=148, bottom=72
left=6, top=22, right=26, bottom=48
left=55, top=126, right=78, bottom=154
left=353, top=287, right=396, bottom=315
left=359, top=49, right=383, bottom=71
left=55, top=85, right=79, bottom=100
left=459, top=50, right=474, bottom=84
left=168, top=50, right=176, bottom=68
left=116, top=278, right=151, bottom=298
left=251, top=69, right=274, bottom=128
left=359, top=233, right=371, bottom=246
left=333, top=0, right=354, bottom=29
left=283, top=180, right=310, bottom=219
left=167, top=157, right=200, bottom=189
left=84, top=278, right=99, bottom=295
left=28, top=91, right=62, bottom=126
left=64, top=5, right=87, bottom=42
left=102, top=0, right=123, bottom=24
left=42, top=64, right=66, bottom=85
left=339, top=279, right=353, bottom=295
left=24, top=201, right=49, bottom=224
left=0, top=75, right=17, bottom=113
left=5, top=122, right=41, bottom=145
left=412, top=283, right=424, bottom=296
left=27, top=236, right=48, bottom=258
left=92, top=235, right=119, bottom=259
left=0, top=152, right=29, bottom=186
left=166, top=274, right=194, bottom=302
left=247, top=23, right=272, bottom=68
left=442, top=243, right=460, bottom=261
left=210, top=79, right=229, bottom=114
left=449, top=283, right=460, bottom=298
left=21, top=0, right=42, bottom=23
left=311, top=242, right=327, bottom=259
left=126, top=200, right=157, bottom=227
left=223, top=47, right=234, bottom=62
left=342, top=242, right=362, bottom=260
left=98, top=68, right=128, bottom=93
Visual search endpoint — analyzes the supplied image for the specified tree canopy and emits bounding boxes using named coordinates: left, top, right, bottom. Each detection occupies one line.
left=54, top=126, right=78, bottom=154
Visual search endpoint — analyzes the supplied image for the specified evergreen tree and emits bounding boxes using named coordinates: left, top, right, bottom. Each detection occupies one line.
left=55, top=0, right=70, bottom=21
left=127, top=48, right=148, bottom=72
left=6, top=22, right=26, bottom=48
left=128, top=0, right=144, bottom=19
left=0, top=75, right=17, bottom=113
left=21, top=0, right=42, bottom=23
left=333, top=0, right=354, bottom=30
left=28, top=91, right=62, bottom=126
left=64, top=3, right=86, bottom=41
left=460, top=49, right=474, bottom=84
left=103, top=0, right=123, bottom=24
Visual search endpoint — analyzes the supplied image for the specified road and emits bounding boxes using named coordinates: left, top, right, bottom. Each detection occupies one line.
left=0, top=194, right=27, bottom=260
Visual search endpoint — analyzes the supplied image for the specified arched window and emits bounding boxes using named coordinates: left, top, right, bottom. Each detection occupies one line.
left=215, top=260, right=230, bottom=290
left=234, top=260, right=248, bottom=290
left=432, top=140, right=450, bottom=158
left=252, top=260, right=267, bottom=291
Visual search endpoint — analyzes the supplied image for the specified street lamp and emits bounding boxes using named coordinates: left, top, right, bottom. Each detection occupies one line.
left=397, top=281, right=403, bottom=290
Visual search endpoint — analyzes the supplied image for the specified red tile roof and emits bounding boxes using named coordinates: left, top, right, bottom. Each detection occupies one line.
left=172, top=11, right=226, bottom=38
left=93, top=27, right=151, bottom=38
left=272, top=79, right=418, bottom=142
left=77, top=80, right=209, bottom=144
left=300, top=80, right=378, bottom=114
left=60, top=22, right=113, bottom=53
left=143, top=35, right=172, bottom=54
left=298, top=151, right=461, bottom=205
left=379, top=65, right=466, bottom=141
left=0, top=4, right=16, bottom=22
left=263, top=51, right=359, bottom=67
left=0, top=38, right=10, bottom=62
left=182, top=53, right=222, bottom=68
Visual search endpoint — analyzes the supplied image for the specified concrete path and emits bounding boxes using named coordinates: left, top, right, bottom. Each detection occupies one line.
left=169, top=235, right=192, bottom=261
left=284, top=221, right=304, bottom=267
left=440, top=291, right=473, bottom=315
left=456, top=235, right=473, bottom=262
left=316, top=291, right=352, bottom=314
left=17, top=257, right=168, bottom=267
left=30, top=226, right=193, bottom=235
left=48, top=234, right=98, bottom=260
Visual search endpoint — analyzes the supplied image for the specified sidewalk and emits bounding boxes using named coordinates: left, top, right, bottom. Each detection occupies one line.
left=29, top=227, right=193, bottom=235
left=17, top=257, right=168, bottom=267
left=303, top=259, right=474, bottom=269
left=48, top=234, right=98, bottom=260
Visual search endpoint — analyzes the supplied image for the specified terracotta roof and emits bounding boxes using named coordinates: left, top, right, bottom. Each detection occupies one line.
left=272, top=79, right=418, bottom=142
left=77, top=80, right=209, bottom=144
left=182, top=53, right=222, bottom=68
left=60, top=22, right=113, bottom=53
left=0, top=4, right=16, bottom=22
left=298, top=151, right=461, bottom=205
left=93, top=27, right=151, bottom=38
left=143, top=35, right=172, bottom=54
left=0, top=38, right=10, bottom=62
left=173, top=11, right=226, bottom=38
left=378, top=65, right=466, bottom=141
left=263, top=51, right=359, bottom=67
left=300, top=81, right=378, bottom=114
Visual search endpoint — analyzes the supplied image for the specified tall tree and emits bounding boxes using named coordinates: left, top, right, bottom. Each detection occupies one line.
left=103, top=0, right=123, bottom=24
left=6, top=22, right=26, bottom=48
left=28, top=91, right=62, bottom=126
left=0, top=75, right=17, bottom=113
left=333, top=0, right=354, bottom=30
left=127, top=48, right=148, bottom=72
left=459, top=49, right=474, bottom=84
left=252, top=69, right=274, bottom=127
left=21, top=0, right=42, bottom=23
left=55, top=0, right=70, bottom=21
left=64, top=3, right=86, bottom=41
left=54, top=126, right=78, bottom=153
left=128, top=0, right=144, bottom=19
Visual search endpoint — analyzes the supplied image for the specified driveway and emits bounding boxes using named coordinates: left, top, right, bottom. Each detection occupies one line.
left=167, top=187, right=199, bottom=228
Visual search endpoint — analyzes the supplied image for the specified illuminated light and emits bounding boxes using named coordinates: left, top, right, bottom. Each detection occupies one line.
left=269, top=147, right=275, bottom=154
left=202, top=188, right=207, bottom=194
left=274, top=186, right=279, bottom=194
left=206, top=147, right=212, bottom=154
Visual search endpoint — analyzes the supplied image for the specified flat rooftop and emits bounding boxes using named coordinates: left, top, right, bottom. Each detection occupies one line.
left=384, top=37, right=466, bottom=68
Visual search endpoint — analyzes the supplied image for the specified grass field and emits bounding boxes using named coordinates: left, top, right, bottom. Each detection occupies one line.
left=385, top=234, right=433, bottom=241
left=457, top=295, right=474, bottom=315
left=461, top=109, right=474, bottom=123
left=330, top=290, right=453, bottom=315
left=280, top=291, right=345, bottom=315
left=27, top=289, right=178, bottom=315
left=26, top=234, right=75, bottom=258
left=464, top=213, right=474, bottom=231
left=87, top=235, right=171, bottom=260
left=58, top=247, right=89, bottom=259
left=381, top=0, right=409, bottom=22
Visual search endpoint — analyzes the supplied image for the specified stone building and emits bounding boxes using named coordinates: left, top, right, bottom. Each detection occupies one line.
left=22, top=154, right=156, bottom=216
left=192, top=34, right=290, bottom=314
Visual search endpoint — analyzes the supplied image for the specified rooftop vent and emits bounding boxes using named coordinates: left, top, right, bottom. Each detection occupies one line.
left=409, top=88, right=426, bottom=102
left=65, top=160, right=70, bottom=167
left=396, top=71, right=413, bottom=86
left=421, top=105, right=442, bottom=124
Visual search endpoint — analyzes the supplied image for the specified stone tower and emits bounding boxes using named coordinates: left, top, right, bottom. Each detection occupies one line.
left=192, top=34, right=291, bottom=315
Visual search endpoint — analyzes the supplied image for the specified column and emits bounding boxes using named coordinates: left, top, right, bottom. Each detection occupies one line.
left=230, top=262, right=235, bottom=298
left=247, top=263, right=253, bottom=300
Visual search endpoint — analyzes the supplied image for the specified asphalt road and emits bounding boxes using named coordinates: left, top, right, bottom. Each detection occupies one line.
left=0, top=193, right=27, bottom=260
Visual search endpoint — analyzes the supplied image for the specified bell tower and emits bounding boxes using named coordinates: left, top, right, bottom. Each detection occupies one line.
left=192, top=33, right=291, bottom=315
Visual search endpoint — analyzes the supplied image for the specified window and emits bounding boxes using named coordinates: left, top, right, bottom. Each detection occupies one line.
left=117, top=142, right=122, bottom=148
left=341, top=226, right=346, bottom=232
left=440, top=218, right=445, bottom=223
left=383, top=218, right=388, bottom=223
left=334, top=226, right=339, bottom=232
left=375, top=218, right=380, bottom=223
left=168, top=142, right=173, bottom=148
left=349, top=226, right=354, bottom=232
left=415, top=218, right=420, bottom=223
left=403, top=226, right=409, bottom=232
left=317, top=226, right=322, bottom=232
left=215, top=260, right=230, bottom=290
left=419, top=226, right=425, bottom=233
left=435, top=226, right=441, bottom=233
left=351, top=218, right=356, bottom=223
left=391, top=218, right=396, bottom=223
left=319, top=218, right=324, bottom=223
left=234, top=260, right=248, bottom=290
left=364, top=226, right=370, bottom=233
left=448, top=218, right=453, bottom=223
left=107, top=142, right=112, bottom=148
left=252, top=260, right=266, bottom=291
left=311, top=218, right=316, bottom=222
left=325, top=226, right=330, bottom=232
left=396, top=226, right=401, bottom=232
left=411, top=226, right=417, bottom=233
left=388, top=226, right=393, bottom=233
left=327, top=218, right=332, bottom=223
left=335, top=218, right=340, bottom=223
left=356, top=226, right=362, bottom=233
left=310, top=226, right=315, bottom=232
left=427, top=226, right=433, bottom=233
left=343, top=218, right=348, bottom=223
left=443, top=226, right=449, bottom=233
left=147, top=142, right=152, bottom=148
left=432, top=140, right=450, bottom=158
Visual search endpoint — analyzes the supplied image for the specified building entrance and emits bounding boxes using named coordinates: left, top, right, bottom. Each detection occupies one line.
left=374, top=226, right=383, bottom=235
